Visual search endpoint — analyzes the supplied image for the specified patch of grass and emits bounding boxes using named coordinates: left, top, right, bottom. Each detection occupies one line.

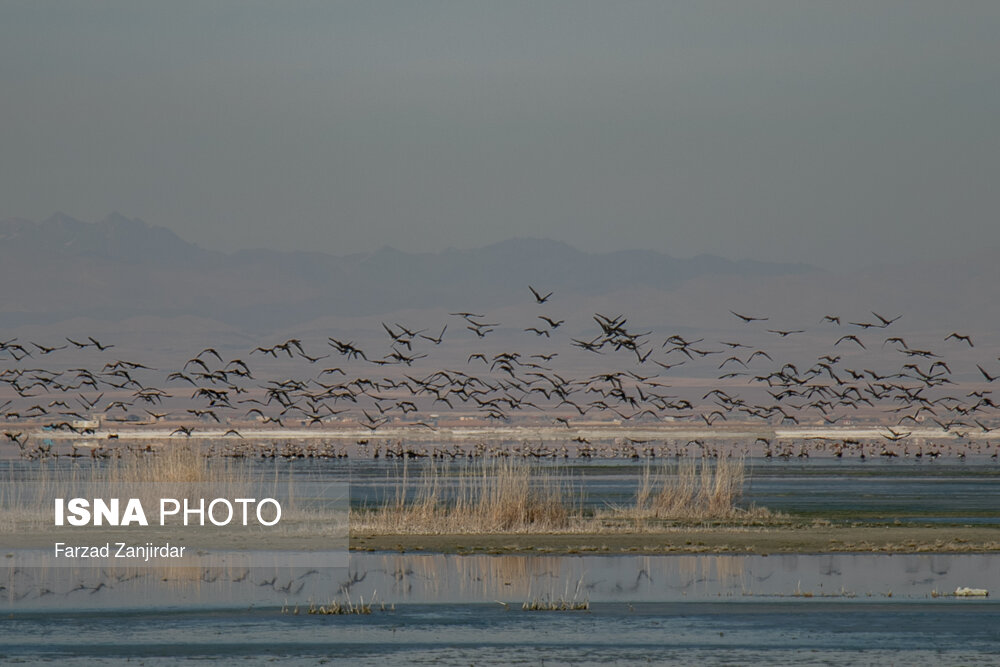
left=352, top=455, right=777, bottom=535
left=354, top=458, right=576, bottom=534
left=522, top=597, right=590, bottom=611
left=297, top=592, right=393, bottom=615
left=609, top=456, right=774, bottom=523
left=0, top=445, right=343, bottom=540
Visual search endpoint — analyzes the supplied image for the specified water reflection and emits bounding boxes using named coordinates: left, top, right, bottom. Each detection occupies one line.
left=346, top=552, right=999, bottom=604
left=5, top=551, right=996, bottom=610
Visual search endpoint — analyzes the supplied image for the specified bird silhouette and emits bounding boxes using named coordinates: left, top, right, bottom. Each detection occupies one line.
left=528, top=286, right=553, bottom=304
left=730, top=310, right=768, bottom=323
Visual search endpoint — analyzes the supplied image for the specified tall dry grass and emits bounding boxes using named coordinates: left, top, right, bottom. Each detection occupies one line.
left=0, top=444, right=321, bottom=534
left=98, top=444, right=262, bottom=509
left=626, top=455, right=749, bottom=521
left=355, top=459, right=576, bottom=534
left=354, top=455, right=773, bottom=535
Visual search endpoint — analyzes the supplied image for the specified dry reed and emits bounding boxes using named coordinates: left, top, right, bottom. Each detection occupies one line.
left=355, top=458, right=575, bottom=534
left=0, top=444, right=335, bottom=536
left=353, top=455, right=773, bottom=535
left=621, top=456, right=752, bottom=522
left=298, top=592, right=392, bottom=615
left=1, top=445, right=254, bottom=525
left=521, top=597, right=590, bottom=611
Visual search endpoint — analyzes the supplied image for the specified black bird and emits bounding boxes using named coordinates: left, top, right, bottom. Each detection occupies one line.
left=835, top=335, right=867, bottom=350
left=529, top=286, right=553, bottom=304
left=977, top=365, right=997, bottom=383
left=945, top=333, right=973, bottom=347
left=184, top=358, right=211, bottom=373
left=419, top=326, right=447, bottom=345
left=730, top=310, right=768, bottom=323
left=30, top=342, right=67, bottom=355
left=871, top=311, right=902, bottom=328
left=87, top=336, right=114, bottom=351
left=468, top=325, right=494, bottom=338
left=767, top=329, right=805, bottom=337
left=197, top=348, right=224, bottom=363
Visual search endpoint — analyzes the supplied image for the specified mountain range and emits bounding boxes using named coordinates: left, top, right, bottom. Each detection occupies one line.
left=0, top=213, right=814, bottom=331
left=2, top=213, right=998, bottom=371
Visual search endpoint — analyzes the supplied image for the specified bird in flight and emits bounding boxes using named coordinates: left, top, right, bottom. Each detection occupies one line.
left=524, top=327, right=550, bottom=337
left=30, top=342, right=67, bottom=355
left=88, top=336, right=114, bottom=351
left=871, top=311, right=902, bottom=328
left=835, top=335, right=867, bottom=349
left=529, top=286, right=553, bottom=304
left=730, top=311, right=768, bottom=323
left=767, top=329, right=805, bottom=337
left=945, top=333, right=973, bottom=347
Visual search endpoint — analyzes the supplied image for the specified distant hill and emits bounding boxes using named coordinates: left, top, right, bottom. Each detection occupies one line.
left=3, top=214, right=998, bottom=377
left=0, top=213, right=815, bottom=331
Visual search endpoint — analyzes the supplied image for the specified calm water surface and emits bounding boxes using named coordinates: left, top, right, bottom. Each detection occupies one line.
left=3, top=455, right=999, bottom=663
left=3, top=601, right=1000, bottom=665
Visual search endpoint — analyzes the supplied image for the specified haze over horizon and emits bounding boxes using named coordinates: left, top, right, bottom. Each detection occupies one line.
left=2, top=2, right=999, bottom=271
left=8, top=210, right=999, bottom=273
left=1, top=211, right=998, bottom=350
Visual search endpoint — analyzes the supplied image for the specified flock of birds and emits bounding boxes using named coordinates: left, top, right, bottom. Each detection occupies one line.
left=2, top=285, right=1000, bottom=461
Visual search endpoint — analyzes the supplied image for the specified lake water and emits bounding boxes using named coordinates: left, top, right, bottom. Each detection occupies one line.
left=4, top=599, right=1000, bottom=665
left=3, top=552, right=999, bottom=664
left=348, top=456, right=1000, bottom=523
left=3, top=453, right=999, bottom=663
left=6, top=450, right=1000, bottom=522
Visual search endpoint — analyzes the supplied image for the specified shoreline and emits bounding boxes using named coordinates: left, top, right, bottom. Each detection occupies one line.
left=351, top=524, right=1000, bottom=555
left=16, top=423, right=994, bottom=442
left=7, top=422, right=997, bottom=463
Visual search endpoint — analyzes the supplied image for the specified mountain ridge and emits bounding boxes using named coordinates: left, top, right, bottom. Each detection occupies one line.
left=0, top=214, right=815, bottom=330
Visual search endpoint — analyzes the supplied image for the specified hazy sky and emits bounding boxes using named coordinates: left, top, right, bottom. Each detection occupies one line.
left=2, top=1, right=998, bottom=269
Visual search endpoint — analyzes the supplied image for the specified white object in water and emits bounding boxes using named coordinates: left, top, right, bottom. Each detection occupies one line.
left=954, top=587, right=989, bottom=597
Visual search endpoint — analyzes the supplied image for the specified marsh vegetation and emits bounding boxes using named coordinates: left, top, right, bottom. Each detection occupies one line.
left=352, top=455, right=775, bottom=535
